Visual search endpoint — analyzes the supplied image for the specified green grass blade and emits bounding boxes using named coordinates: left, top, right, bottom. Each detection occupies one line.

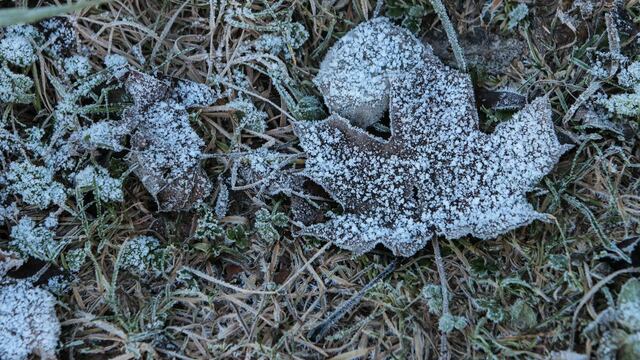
left=0, top=0, right=108, bottom=27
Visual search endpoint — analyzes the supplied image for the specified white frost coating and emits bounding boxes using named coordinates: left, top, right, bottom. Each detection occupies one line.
left=295, top=19, right=566, bottom=256
left=0, top=34, right=36, bottom=67
left=0, top=249, right=24, bottom=278
left=227, top=99, right=268, bottom=133
left=74, top=165, right=123, bottom=202
left=6, top=160, right=66, bottom=209
left=601, top=61, right=640, bottom=117
left=0, top=66, right=34, bottom=104
left=63, top=55, right=91, bottom=78
left=231, top=148, right=298, bottom=196
left=104, top=54, right=129, bottom=78
left=124, top=71, right=212, bottom=211
left=120, top=235, right=169, bottom=277
left=9, top=217, right=64, bottom=261
left=71, top=120, right=127, bottom=152
left=0, top=282, right=60, bottom=360
left=170, top=79, right=216, bottom=108
left=313, top=17, right=435, bottom=128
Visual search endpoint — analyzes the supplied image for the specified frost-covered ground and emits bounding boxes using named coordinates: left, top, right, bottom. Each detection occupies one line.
left=0, top=1, right=639, bottom=359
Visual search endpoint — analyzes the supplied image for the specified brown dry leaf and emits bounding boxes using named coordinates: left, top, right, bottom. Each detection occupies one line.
left=294, top=19, right=567, bottom=256
left=123, top=70, right=214, bottom=211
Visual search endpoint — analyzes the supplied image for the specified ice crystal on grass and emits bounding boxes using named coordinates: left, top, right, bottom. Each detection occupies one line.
left=194, top=206, right=224, bottom=240
left=0, top=281, right=60, bottom=360
left=0, top=66, right=34, bottom=104
left=227, top=99, right=268, bottom=133
left=104, top=54, right=129, bottom=78
left=438, top=313, right=467, bottom=334
left=71, top=120, right=127, bottom=152
left=507, top=4, right=529, bottom=30
left=74, top=165, right=123, bottom=202
left=0, top=249, right=24, bottom=278
left=314, top=17, right=434, bottom=128
left=255, top=208, right=288, bottom=244
left=295, top=19, right=566, bottom=256
left=65, top=248, right=86, bottom=273
left=231, top=148, right=299, bottom=196
left=171, top=79, right=217, bottom=108
left=0, top=33, right=36, bottom=67
left=123, top=70, right=213, bottom=211
left=120, top=235, right=171, bottom=277
left=10, top=217, right=65, bottom=261
left=38, top=17, right=76, bottom=59
left=63, top=55, right=91, bottom=78
left=600, top=61, right=640, bottom=117
left=6, top=160, right=66, bottom=209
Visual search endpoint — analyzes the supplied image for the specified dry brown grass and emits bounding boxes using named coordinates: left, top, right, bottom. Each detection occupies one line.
left=1, top=0, right=639, bottom=359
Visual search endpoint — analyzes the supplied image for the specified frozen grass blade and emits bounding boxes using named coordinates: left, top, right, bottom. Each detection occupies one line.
left=429, top=0, right=466, bottom=71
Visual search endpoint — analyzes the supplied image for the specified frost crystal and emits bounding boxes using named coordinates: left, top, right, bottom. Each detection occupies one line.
left=0, top=281, right=60, bottom=360
left=584, top=278, right=640, bottom=359
left=227, top=99, right=268, bottom=133
left=74, top=165, right=124, bottom=202
left=231, top=148, right=299, bottom=196
left=63, top=55, right=91, bottom=78
left=123, top=70, right=213, bottom=211
left=194, top=206, right=224, bottom=240
left=65, top=248, right=86, bottom=273
left=10, top=217, right=65, bottom=261
left=601, top=61, right=640, bottom=117
left=104, top=54, right=129, bottom=78
left=120, top=235, right=171, bottom=276
left=507, top=4, right=529, bottom=30
left=295, top=19, right=566, bottom=256
left=0, top=34, right=36, bottom=67
left=171, top=79, right=217, bottom=108
left=0, top=249, right=24, bottom=278
left=71, top=120, right=127, bottom=152
left=6, top=160, right=66, bottom=209
left=0, top=66, right=34, bottom=104
left=314, top=17, right=433, bottom=128
left=38, top=17, right=76, bottom=58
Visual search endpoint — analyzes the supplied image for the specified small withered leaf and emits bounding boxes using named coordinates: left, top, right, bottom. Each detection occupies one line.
left=123, top=70, right=214, bottom=211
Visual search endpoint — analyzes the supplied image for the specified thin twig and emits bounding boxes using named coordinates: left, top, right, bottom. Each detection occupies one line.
left=308, top=259, right=398, bottom=342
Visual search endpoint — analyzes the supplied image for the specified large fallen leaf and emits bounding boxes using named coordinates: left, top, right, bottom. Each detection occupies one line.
left=295, top=18, right=567, bottom=256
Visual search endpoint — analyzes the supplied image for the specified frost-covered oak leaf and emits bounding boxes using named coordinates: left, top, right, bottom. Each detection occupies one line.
left=123, top=70, right=215, bottom=211
left=294, top=18, right=567, bottom=256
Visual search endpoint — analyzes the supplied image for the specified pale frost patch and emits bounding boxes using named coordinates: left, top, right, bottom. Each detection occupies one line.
left=74, top=165, right=124, bottom=202
left=5, top=160, right=66, bottom=209
left=0, top=34, right=36, bottom=67
left=0, top=281, right=60, bottom=360
left=0, top=66, right=34, bottom=104
left=120, top=235, right=171, bottom=277
left=9, top=217, right=65, bottom=261
left=313, top=17, right=434, bottom=128
left=123, top=70, right=213, bottom=211
left=63, top=55, right=91, bottom=78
